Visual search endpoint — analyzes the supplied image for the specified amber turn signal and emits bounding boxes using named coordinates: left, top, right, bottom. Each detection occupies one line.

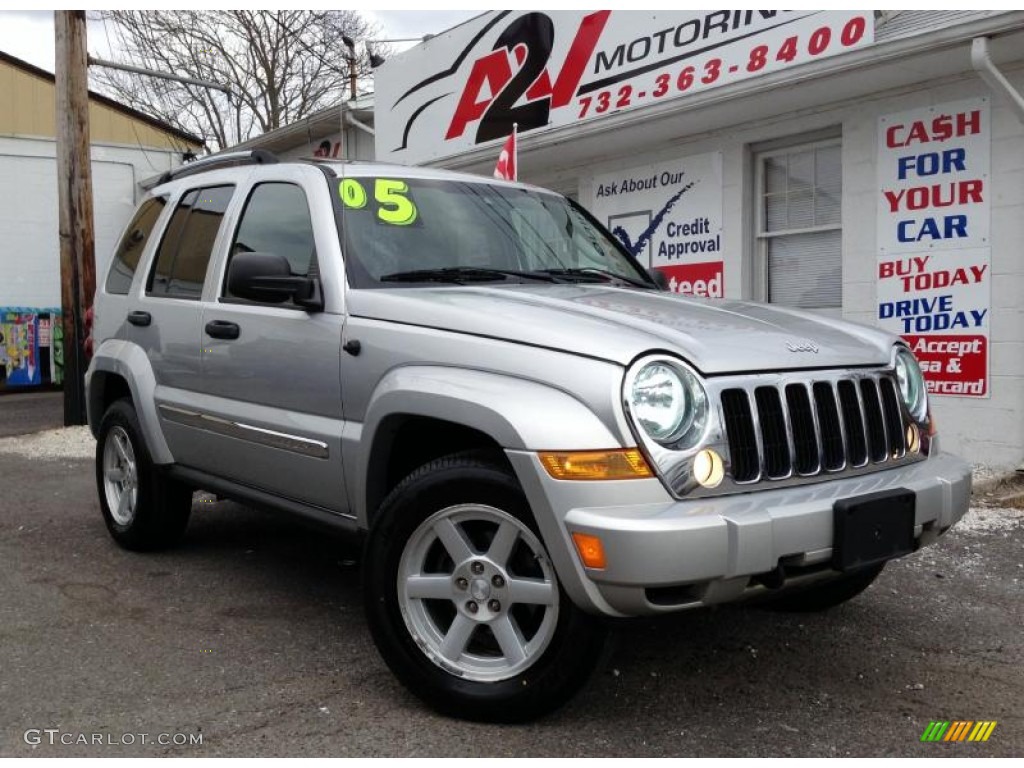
left=571, top=532, right=607, bottom=569
left=538, top=449, right=653, bottom=481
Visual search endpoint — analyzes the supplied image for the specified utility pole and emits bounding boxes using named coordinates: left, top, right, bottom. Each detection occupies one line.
left=54, top=10, right=95, bottom=425
left=342, top=35, right=358, bottom=100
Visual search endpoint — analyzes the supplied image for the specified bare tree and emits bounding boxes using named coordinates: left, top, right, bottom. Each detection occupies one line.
left=92, top=10, right=383, bottom=150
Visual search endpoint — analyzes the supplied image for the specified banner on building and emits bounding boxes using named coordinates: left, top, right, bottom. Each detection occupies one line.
left=589, top=152, right=723, bottom=296
left=375, top=10, right=873, bottom=165
left=876, top=97, right=990, bottom=398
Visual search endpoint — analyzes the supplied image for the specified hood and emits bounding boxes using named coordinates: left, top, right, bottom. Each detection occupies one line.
left=347, top=284, right=897, bottom=375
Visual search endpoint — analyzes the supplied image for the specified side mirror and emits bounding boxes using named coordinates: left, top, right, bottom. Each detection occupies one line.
left=227, top=251, right=323, bottom=311
left=647, top=267, right=670, bottom=290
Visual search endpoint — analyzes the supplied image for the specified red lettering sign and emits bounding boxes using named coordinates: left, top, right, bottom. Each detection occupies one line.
left=905, top=333, right=987, bottom=397
left=658, top=261, right=724, bottom=297
left=445, top=11, right=610, bottom=141
left=885, top=110, right=982, bottom=148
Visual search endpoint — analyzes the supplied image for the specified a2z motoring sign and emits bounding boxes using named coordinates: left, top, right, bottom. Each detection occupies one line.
left=375, top=10, right=872, bottom=165
left=589, top=152, right=723, bottom=296
left=877, top=98, right=990, bottom=397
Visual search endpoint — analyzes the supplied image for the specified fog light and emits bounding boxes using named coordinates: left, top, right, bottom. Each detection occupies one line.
left=571, top=532, right=606, bottom=569
left=693, top=448, right=724, bottom=488
left=906, top=423, right=921, bottom=454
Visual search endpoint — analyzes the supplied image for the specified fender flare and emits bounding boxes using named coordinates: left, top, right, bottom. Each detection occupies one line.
left=354, top=365, right=623, bottom=526
left=86, top=339, right=174, bottom=464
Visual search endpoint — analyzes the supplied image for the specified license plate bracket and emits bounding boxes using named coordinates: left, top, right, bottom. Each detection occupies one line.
left=832, top=489, right=916, bottom=572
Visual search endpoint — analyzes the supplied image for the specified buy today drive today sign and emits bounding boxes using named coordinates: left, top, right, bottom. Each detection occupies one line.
left=876, top=97, right=991, bottom=398
left=374, top=10, right=873, bottom=165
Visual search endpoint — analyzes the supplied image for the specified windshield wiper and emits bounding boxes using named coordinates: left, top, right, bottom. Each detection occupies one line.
left=380, top=267, right=560, bottom=284
left=537, top=267, right=653, bottom=289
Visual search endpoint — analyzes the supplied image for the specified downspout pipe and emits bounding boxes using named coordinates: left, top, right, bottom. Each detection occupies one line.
left=971, top=36, right=1024, bottom=124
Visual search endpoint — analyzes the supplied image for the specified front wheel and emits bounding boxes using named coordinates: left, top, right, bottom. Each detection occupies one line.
left=363, top=453, right=606, bottom=722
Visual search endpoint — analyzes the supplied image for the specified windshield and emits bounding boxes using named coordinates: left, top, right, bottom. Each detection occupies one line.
left=332, top=174, right=652, bottom=288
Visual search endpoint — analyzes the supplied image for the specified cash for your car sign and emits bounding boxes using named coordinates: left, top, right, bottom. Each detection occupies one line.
left=374, top=11, right=872, bottom=165
left=877, top=97, right=990, bottom=397
left=590, top=152, right=723, bottom=296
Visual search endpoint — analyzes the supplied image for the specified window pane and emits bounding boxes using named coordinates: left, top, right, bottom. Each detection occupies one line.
left=149, top=186, right=233, bottom=298
left=787, top=151, right=814, bottom=190
left=815, top=145, right=842, bottom=226
left=106, top=196, right=166, bottom=295
left=815, top=186, right=842, bottom=226
left=761, top=143, right=841, bottom=234
left=169, top=186, right=234, bottom=298
left=764, top=157, right=787, bottom=195
left=765, top=193, right=787, bottom=230
left=230, top=184, right=316, bottom=278
left=815, top=145, right=842, bottom=188
left=149, top=190, right=197, bottom=295
left=788, top=189, right=815, bottom=229
left=767, top=230, right=842, bottom=309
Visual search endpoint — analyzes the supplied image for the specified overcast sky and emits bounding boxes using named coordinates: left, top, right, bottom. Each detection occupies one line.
left=0, top=10, right=479, bottom=74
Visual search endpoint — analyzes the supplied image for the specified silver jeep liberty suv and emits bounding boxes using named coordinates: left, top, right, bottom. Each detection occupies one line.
left=87, top=151, right=970, bottom=722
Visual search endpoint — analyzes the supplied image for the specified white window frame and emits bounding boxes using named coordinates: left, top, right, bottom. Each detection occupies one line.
left=753, top=137, right=842, bottom=314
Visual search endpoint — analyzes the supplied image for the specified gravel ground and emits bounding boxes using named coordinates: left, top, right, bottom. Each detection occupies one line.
left=0, top=425, right=95, bottom=460
left=957, top=504, right=1024, bottom=534
left=0, top=422, right=1020, bottom=757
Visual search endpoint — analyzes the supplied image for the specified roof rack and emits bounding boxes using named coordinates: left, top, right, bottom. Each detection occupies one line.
left=157, top=149, right=279, bottom=185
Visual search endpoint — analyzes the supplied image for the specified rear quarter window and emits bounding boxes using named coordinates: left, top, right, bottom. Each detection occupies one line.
left=105, top=196, right=167, bottom=295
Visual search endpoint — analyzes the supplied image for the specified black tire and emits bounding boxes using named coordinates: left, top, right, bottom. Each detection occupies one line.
left=766, top=563, right=886, bottom=612
left=95, top=397, right=192, bottom=551
left=363, top=452, right=607, bottom=722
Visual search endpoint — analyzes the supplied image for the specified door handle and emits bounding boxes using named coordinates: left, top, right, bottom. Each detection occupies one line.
left=205, top=320, right=240, bottom=340
left=126, top=311, right=151, bottom=327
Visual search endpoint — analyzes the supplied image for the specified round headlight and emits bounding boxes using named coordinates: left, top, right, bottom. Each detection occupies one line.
left=894, top=347, right=927, bottom=422
left=629, top=360, right=708, bottom=447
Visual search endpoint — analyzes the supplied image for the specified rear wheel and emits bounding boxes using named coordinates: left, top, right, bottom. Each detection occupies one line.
left=363, top=453, right=606, bottom=722
left=767, top=563, right=886, bottom=612
left=95, top=398, right=192, bottom=551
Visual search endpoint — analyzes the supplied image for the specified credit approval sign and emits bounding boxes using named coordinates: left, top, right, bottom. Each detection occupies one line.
left=589, top=152, right=724, bottom=298
left=876, top=98, right=991, bottom=398
left=375, top=10, right=873, bottom=165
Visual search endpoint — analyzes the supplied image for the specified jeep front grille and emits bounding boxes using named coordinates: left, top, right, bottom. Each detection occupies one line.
left=720, top=374, right=908, bottom=484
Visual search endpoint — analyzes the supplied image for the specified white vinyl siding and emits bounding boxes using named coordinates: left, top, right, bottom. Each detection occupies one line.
left=0, top=153, right=135, bottom=307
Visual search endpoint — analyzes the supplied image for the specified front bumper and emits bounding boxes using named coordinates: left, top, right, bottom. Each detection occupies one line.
left=507, top=450, right=971, bottom=617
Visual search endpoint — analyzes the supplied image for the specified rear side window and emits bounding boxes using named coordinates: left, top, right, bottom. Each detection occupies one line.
left=224, top=182, right=317, bottom=305
left=105, top=196, right=166, bottom=295
left=148, top=185, right=234, bottom=299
